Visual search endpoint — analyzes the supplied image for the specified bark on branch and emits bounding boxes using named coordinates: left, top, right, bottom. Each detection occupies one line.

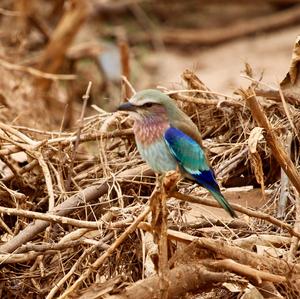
left=107, top=264, right=239, bottom=299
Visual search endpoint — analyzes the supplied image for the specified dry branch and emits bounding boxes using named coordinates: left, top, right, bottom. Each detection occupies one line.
left=277, top=131, right=293, bottom=218
left=147, top=228, right=298, bottom=277
left=150, top=171, right=180, bottom=299
left=130, top=5, right=300, bottom=46
left=172, top=191, right=300, bottom=239
left=0, top=128, right=133, bottom=158
left=0, top=58, right=76, bottom=80
left=119, top=38, right=132, bottom=100
left=193, top=238, right=299, bottom=275
left=107, top=236, right=291, bottom=299
left=255, top=87, right=300, bottom=106
left=174, top=94, right=243, bottom=108
left=288, top=191, right=300, bottom=263
left=150, top=185, right=170, bottom=299
left=65, top=81, right=92, bottom=190
left=17, top=240, right=83, bottom=253
left=58, top=172, right=178, bottom=298
left=36, top=0, right=89, bottom=91
left=57, top=206, right=151, bottom=299
left=106, top=264, right=239, bottom=299
left=244, top=90, right=300, bottom=194
left=203, top=259, right=285, bottom=284
left=0, top=206, right=132, bottom=230
left=46, top=237, right=110, bottom=299
left=0, top=166, right=153, bottom=253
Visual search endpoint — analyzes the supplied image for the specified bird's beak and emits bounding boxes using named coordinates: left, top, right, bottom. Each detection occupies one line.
left=117, top=102, right=137, bottom=112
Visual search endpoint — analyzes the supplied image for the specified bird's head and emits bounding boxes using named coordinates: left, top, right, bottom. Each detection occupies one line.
left=117, top=89, right=176, bottom=121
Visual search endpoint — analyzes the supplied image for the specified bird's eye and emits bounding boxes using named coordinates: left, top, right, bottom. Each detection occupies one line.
left=144, top=103, right=153, bottom=108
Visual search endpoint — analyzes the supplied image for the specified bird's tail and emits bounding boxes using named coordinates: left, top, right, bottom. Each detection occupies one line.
left=209, top=189, right=237, bottom=218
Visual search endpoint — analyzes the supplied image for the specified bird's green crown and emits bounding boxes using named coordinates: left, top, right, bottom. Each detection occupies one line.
left=129, top=89, right=175, bottom=109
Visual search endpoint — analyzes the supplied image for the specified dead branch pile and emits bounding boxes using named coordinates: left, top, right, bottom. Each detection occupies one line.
left=0, top=63, right=300, bottom=297
left=1, top=1, right=300, bottom=299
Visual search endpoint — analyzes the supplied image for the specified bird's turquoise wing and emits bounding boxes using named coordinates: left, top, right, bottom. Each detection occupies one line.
left=164, top=126, right=219, bottom=190
left=164, top=127, right=209, bottom=172
left=164, top=127, right=237, bottom=218
left=163, top=126, right=213, bottom=179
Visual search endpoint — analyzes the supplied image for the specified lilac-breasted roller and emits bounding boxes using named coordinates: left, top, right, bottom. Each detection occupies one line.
left=118, top=89, right=237, bottom=218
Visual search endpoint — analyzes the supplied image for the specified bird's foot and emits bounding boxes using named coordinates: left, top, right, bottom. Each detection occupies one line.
left=161, top=169, right=181, bottom=194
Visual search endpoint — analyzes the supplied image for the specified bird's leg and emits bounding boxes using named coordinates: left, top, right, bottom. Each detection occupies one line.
left=162, top=167, right=181, bottom=193
left=156, top=172, right=163, bottom=188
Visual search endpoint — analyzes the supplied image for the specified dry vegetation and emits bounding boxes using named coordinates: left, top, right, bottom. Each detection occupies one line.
left=1, top=1, right=300, bottom=298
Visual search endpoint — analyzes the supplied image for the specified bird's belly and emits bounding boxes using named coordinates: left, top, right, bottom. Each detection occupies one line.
left=137, top=140, right=177, bottom=173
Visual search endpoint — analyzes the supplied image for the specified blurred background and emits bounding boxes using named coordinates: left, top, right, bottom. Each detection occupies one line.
left=1, top=0, right=300, bottom=128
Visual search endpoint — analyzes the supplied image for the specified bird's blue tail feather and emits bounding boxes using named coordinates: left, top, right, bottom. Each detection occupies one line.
left=191, top=170, right=237, bottom=218
left=209, top=189, right=237, bottom=218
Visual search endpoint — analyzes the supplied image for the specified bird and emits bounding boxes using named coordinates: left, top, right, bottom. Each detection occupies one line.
left=117, top=89, right=237, bottom=218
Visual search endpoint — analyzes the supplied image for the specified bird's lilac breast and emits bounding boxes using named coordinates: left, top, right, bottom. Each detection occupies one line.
left=133, top=120, right=177, bottom=173
left=133, top=118, right=167, bottom=146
